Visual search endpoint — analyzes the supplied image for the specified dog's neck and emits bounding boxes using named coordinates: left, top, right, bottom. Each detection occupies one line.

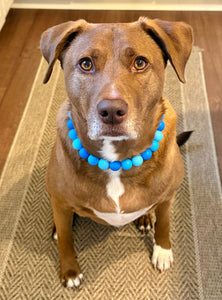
left=67, top=111, right=165, bottom=171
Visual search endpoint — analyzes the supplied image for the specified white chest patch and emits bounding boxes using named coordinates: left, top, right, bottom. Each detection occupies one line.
left=99, top=139, right=118, bottom=161
left=93, top=139, right=155, bottom=226
left=106, top=170, right=125, bottom=213
left=99, top=139, right=125, bottom=213
left=93, top=203, right=156, bottom=227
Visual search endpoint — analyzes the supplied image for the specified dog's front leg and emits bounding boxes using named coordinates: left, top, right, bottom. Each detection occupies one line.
left=52, top=201, right=83, bottom=288
left=152, top=195, right=174, bottom=272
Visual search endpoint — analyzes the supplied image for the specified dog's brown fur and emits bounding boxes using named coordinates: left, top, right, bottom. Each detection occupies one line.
left=41, top=17, right=193, bottom=287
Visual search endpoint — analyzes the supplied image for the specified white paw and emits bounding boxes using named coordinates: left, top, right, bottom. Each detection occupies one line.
left=152, top=243, right=173, bottom=272
left=139, top=224, right=151, bottom=234
left=53, top=231, right=58, bottom=241
left=66, top=273, right=84, bottom=288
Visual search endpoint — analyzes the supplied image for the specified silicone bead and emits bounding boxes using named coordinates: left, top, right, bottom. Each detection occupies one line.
left=110, top=161, right=121, bottom=171
left=161, top=114, right=165, bottom=120
left=121, top=159, right=133, bottom=170
left=67, top=119, right=74, bottom=130
left=158, top=120, right=165, bottom=131
left=79, top=148, right=89, bottom=159
left=68, top=111, right=72, bottom=119
left=150, top=140, right=159, bottom=152
left=154, top=130, right=163, bottom=142
left=88, top=155, right=99, bottom=165
left=132, top=155, right=143, bottom=167
left=68, top=129, right=77, bottom=140
left=98, top=159, right=109, bottom=170
left=73, top=138, right=82, bottom=150
left=141, top=149, right=152, bottom=160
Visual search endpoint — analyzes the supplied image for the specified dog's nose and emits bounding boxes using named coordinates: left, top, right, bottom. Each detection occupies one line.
left=97, top=99, right=128, bottom=125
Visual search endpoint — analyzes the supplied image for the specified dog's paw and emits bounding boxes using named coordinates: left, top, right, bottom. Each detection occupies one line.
left=152, top=243, right=173, bottom=272
left=62, top=271, right=84, bottom=288
left=134, top=213, right=154, bottom=234
left=53, top=231, right=58, bottom=241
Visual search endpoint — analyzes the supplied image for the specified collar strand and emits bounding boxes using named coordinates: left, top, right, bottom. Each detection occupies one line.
left=67, top=111, right=165, bottom=171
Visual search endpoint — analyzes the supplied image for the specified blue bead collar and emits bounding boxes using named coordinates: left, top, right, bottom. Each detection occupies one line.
left=67, top=111, right=165, bottom=171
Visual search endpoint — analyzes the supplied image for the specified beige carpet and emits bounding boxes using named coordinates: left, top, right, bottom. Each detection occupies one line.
left=0, top=49, right=221, bottom=299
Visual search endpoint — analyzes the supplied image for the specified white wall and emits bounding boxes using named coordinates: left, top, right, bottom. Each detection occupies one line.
left=0, top=0, right=14, bottom=30
left=12, top=0, right=222, bottom=11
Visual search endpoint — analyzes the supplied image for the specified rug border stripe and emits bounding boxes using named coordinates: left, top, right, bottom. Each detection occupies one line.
left=182, top=50, right=222, bottom=300
left=0, top=58, right=61, bottom=285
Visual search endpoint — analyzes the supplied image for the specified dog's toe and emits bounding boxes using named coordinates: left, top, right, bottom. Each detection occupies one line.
left=134, top=213, right=153, bottom=234
left=63, top=273, right=84, bottom=288
left=66, top=273, right=83, bottom=288
left=53, top=231, right=58, bottom=241
left=152, top=243, right=173, bottom=272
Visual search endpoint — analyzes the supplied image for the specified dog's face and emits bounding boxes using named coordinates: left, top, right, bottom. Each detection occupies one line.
left=63, top=23, right=166, bottom=142
left=41, top=18, right=193, bottom=144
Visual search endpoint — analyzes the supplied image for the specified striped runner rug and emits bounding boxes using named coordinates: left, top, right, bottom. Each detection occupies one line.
left=0, top=48, right=221, bottom=299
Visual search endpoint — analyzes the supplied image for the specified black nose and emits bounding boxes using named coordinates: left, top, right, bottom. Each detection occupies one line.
left=97, top=99, right=128, bottom=125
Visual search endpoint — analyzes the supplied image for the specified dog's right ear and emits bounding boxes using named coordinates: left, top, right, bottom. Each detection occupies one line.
left=40, top=19, right=88, bottom=84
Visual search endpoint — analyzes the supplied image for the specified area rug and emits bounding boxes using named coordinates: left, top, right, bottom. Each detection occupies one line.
left=0, top=48, right=221, bottom=299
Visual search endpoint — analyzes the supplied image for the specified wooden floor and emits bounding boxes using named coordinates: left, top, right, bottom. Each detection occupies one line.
left=0, top=9, right=221, bottom=181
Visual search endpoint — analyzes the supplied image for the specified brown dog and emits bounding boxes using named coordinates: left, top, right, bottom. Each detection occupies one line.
left=40, top=17, right=193, bottom=288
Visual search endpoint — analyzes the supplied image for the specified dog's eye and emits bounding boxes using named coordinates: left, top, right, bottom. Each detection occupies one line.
left=79, top=58, right=93, bottom=71
left=133, top=57, right=148, bottom=71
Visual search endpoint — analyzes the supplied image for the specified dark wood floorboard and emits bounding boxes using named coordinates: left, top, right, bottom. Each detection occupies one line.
left=0, top=9, right=221, bottom=181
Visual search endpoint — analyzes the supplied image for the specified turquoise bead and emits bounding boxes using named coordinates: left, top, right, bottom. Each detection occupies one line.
left=68, top=129, right=77, bottom=140
left=79, top=148, right=89, bottom=159
left=141, top=149, right=152, bottom=160
left=158, top=120, right=165, bottom=131
left=67, top=119, right=74, bottom=130
left=121, top=159, right=133, bottom=170
left=155, top=130, right=163, bottom=142
left=98, top=159, right=109, bottom=170
left=150, top=140, right=159, bottom=152
left=67, top=111, right=165, bottom=171
left=88, top=155, right=99, bottom=165
left=73, top=138, right=82, bottom=150
left=132, top=155, right=143, bottom=167
left=110, top=161, right=121, bottom=171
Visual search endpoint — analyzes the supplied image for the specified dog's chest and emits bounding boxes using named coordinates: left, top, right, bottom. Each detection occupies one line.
left=92, top=140, right=154, bottom=226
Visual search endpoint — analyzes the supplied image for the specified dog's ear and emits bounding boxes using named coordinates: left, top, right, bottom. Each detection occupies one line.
left=139, top=17, right=193, bottom=83
left=40, top=19, right=88, bottom=84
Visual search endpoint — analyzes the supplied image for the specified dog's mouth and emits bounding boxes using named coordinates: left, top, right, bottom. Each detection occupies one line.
left=102, top=129, right=125, bottom=137
left=100, top=129, right=129, bottom=140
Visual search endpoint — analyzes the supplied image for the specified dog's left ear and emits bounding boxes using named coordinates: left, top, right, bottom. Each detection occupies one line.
left=139, top=17, right=193, bottom=83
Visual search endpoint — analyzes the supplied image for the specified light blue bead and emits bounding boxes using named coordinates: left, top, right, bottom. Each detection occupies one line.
left=68, top=111, right=72, bottom=119
left=88, top=155, right=99, bottom=166
left=141, top=149, right=152, bottom=160
left=150, top=140, right=159, bottom=152
left=155, top=130, right=163, bottom=142
left=68, top=129, right=77, bottom=140
left=98, top=159, right=109, bottom=170
left=79, top=148, right=89, bottom=159
left=161, top=114, right=165, bottom=120
left=158, top=120, right=165, bottom=131
left=132, top=155, right=143, bottom=167
left=67, top=119, right=74, bottom=130
left=73, top=138, right=82, bottom=150
left=121, top=159, right=133, bottom=170
left=110, top=161, right=121, bottom=171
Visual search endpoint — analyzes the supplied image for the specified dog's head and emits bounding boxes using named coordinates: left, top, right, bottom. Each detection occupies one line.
left=41, top=18, right=192, bottom=145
